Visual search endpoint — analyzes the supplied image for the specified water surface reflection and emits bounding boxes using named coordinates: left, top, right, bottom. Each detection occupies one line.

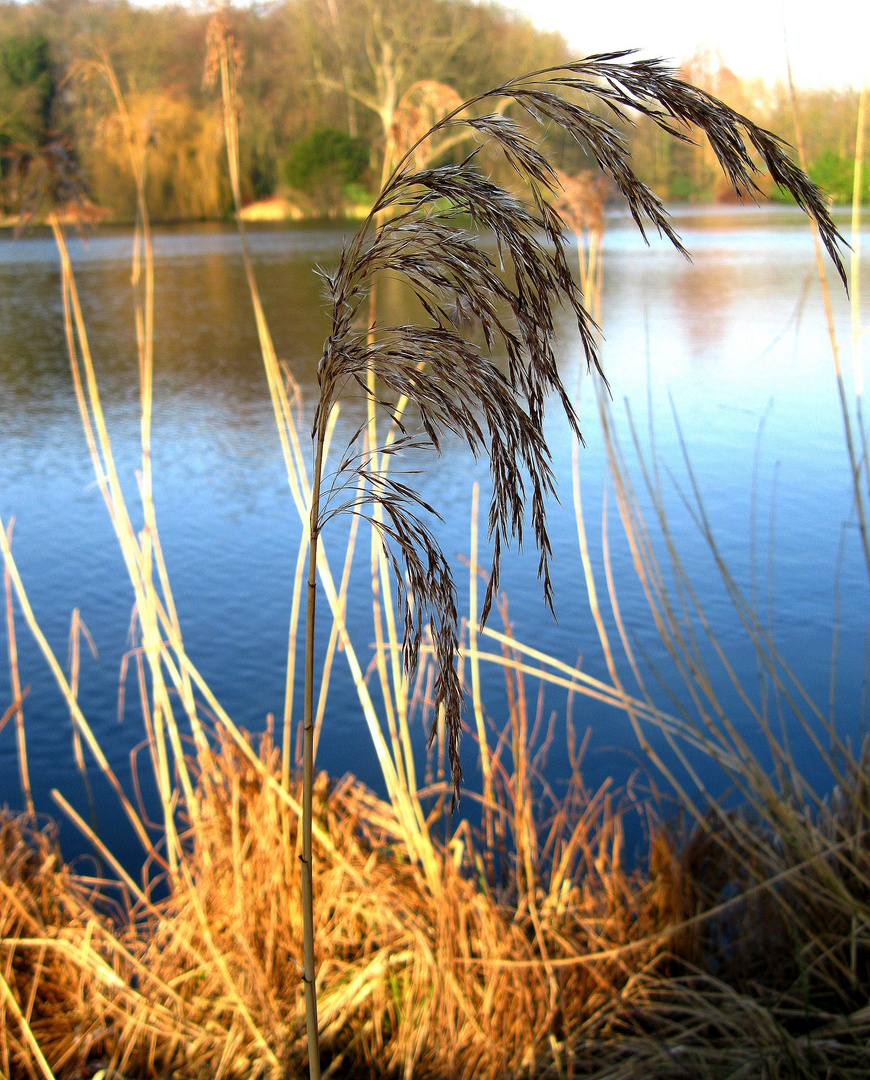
left=0, top=207, right=865, bottom=866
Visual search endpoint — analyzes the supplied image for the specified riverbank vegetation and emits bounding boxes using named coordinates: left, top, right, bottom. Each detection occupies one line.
left=0, top=0, right=867, bottom=221
left=1, top=27, right=869, bottom=1080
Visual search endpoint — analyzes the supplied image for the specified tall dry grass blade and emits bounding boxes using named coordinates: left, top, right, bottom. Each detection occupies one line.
left=468, top=484, right=495, bottom=861
left=205, top=13, right=310, bottom=519
left=0, top=521, right=152, bottom=856
left=3, top=520, right=33, bottom=819
left=284, top=528, right=310, bottom=782
left=313, top=496, right=362, bottom=762
left=0, top=965, right=55, bottom=1080
left=600, top=484, right=650, bottom=702
left=67, top=609, right=98, bottom=834
left=49, top=789, right=149, bottom=909
left=75, top=59, right=202, bottom=738
left=178, top=862, right=281, bottom=1073
left=49, top=214, right=190, bottom=871
left=785, top=57, right=870, bottom=584
left=302, top=428, right=325, bottom=1080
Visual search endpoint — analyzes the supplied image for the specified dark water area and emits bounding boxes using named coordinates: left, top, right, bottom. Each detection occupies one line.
left=0, top=205, right=867, bottom=873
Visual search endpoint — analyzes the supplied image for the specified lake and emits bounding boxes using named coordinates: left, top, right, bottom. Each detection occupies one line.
left=0, top=204, right=866, bottom=866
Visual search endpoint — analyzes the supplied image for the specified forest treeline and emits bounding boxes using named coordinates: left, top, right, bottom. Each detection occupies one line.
left=0, top=0, right=866, bottom=222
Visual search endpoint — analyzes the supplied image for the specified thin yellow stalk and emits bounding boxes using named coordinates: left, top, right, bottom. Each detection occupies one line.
left=218, top=44, right=242, bottom=213
left=377, top=538, right=416, bottom=795
left=313, top=497, right=362, bottom=761
left=137, top=473, right=200, bottom=737
left=179, top=862, right=280, bottom=1072
left=852, top=91, right=866, bottom=392
left=286, top=401, right=341, bottom=780
left=370, top=526, right=407, bottom=795
left=572, top=448, right=708, bottom=800
left=50, top=218, right=207, bottom=870
left=0, top=966, right=55, bottom=1080
left=786, top=61, right=870, bottom=582
left=370, top=542, right=429, bottom=846
left=374, top=544, right=430, bottom=849
left=3, top=520, right=32, bottom=818
left=362, top=313, right=414, bottom=807
left=213, top=24, right=310, bottom=516
left=0, top=520, right=151, bottom=854
left=600, top=485, right=649, bottom=699
left=283, top=527, right=310, bottom=782
left=50, top=789, right=150, bottom=909
left=360, top=280, right=434, bottom=853
left=128, top=648, right=162, bottom=821
left=85, top=61, right=201, bottom=732
left=375, top=544, right=427, bottom=838
left=245, top=232, right=310, bottom=512
left=57, top=266, right=181, bottom=766
left=313, top=553, right=399, bottom=828
left=572, top=462, right=617, bottom=688
left=468, top=484, right=494, bottom=855
left=68, top=609, right=97, bottom=831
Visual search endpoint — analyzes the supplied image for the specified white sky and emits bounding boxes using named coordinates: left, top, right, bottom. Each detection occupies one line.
left=504, top=0, right=868, bottom=89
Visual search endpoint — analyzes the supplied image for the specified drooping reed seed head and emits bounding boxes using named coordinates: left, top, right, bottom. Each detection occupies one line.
left=314, top=52, right=846, bottom=807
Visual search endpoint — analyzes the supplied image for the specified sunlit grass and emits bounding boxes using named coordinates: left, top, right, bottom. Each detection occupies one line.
left=1, top=46, right=869, bottom=1080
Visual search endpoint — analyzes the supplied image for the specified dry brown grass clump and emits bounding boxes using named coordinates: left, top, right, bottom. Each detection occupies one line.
left=546, top=728, right=870, bottom=1078
left=134, top=729, right=691, bottom=1079
left=0, top=815, right=120, bottom=1079
left=0, top=728, right=701, bottom=1080
left=4, top=741, right=870, bottom=1080
left=677, top=759, right=870, bottom=1011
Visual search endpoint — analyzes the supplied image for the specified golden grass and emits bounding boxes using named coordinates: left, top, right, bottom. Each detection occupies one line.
left=0, top=722, right=696, bottom=1080
left=2, top=44, right=869, bottom=1080
left=3, top=712, right=870, bottom=1078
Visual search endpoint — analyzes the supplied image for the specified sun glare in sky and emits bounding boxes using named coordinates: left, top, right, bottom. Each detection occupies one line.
left=506, top=0, right=867, bottom=88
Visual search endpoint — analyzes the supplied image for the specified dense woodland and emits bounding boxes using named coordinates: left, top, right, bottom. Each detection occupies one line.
left=0, top=0, right=867, bottom=221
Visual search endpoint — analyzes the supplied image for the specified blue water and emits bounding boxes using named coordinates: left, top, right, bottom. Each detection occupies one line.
left=0, top=205, right=867, bottom=869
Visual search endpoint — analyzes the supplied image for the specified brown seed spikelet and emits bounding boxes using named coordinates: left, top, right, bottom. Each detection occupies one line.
left=314, top=52, right=845, bottom=808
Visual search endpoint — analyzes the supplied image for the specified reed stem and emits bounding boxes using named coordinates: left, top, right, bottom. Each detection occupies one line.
left=302, top=426, right=326, bottom=1080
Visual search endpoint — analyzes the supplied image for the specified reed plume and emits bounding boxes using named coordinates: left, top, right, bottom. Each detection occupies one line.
left=300, top=49, right=846, bottom=1078
left=311, top=48, right=845, bottom=803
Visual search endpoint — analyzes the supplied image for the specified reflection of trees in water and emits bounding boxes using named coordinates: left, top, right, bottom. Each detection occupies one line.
left=0, top=229, right=347, bottom=436
left=672, top=256, right=737, bottom=363
left=0, top=263, right=68, bottom=409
